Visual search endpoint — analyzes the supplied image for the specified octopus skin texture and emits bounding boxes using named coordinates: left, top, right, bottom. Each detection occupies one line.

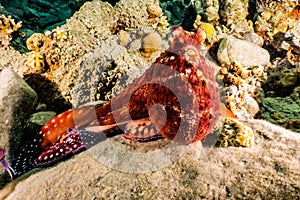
left=11, top=27, right=223, bottom=176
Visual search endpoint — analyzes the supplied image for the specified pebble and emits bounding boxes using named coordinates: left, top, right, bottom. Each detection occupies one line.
left=217, top=36, right=270, bottom=67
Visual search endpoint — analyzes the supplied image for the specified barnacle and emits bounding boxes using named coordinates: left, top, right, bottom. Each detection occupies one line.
left=217, top=117, right=254, bottom=147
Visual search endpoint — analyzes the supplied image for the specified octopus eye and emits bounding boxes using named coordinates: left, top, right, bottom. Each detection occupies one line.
left=184, top=45, right=199, bottom=63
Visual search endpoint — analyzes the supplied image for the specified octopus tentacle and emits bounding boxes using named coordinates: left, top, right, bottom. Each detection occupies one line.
left=0, top=148, right=15, bottom=179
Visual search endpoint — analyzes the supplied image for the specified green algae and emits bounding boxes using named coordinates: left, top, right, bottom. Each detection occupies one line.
left=260, top=97, right=300, bottom=132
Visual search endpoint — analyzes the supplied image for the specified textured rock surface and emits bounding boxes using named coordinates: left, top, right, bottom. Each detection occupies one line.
left=217, top=36, right=270, bottom=67
left=71, top=35, right=153, bottom=106
left=0, top=68, right=37, bottom=182
left=2, top=119, right=299, bottom=199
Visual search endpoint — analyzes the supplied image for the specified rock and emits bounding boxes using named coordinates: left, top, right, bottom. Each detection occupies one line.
left=28, top=111, right=56, bottom=126
left=243, top=92, right=260, bottom=117
left=242, top=31, right=264, bottom=46
left=26, top=111, right=56, bottom=133
left=3, top=119, right=300, bottom=199
left=0, top=68, right=37, bottom=181
left=72, top=35, right=152, bottom=106
left=217, top=36, right=270, bottom=67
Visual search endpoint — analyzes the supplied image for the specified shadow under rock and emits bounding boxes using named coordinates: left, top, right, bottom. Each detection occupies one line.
left=23, top=73, right=72, bottom=114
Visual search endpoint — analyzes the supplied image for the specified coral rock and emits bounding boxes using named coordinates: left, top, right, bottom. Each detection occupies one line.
left=147, top=4, right=162, bottom=18
left=26, top=33, right=45, bottom=51
left=140, top=31, right=162, bottom=58
left=26, top=51, right=46, bottom=72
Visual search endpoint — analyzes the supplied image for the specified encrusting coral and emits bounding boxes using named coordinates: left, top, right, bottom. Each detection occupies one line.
left=26, top=33, right=45, bottom=51
left=26, top=51, right=46, bottom=72
left=217, top=117, right=254, bottom=147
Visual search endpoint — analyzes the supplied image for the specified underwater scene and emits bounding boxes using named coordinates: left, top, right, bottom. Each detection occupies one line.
left=0, top=0, right=299, bottom=199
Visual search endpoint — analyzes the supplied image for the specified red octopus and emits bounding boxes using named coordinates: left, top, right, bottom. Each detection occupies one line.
left=9, top=27, right=226, bottom=177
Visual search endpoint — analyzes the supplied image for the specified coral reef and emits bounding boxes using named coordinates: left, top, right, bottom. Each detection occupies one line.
left=160, top=0, right=197, bottom=30
left=219, top=0, right=249, bottom=28
left=254, top=0, right=299, bottom=40
left=152, top=14, right=169, bottom=37
left=0, top=0, right=299, bottom=198
left=217, top=37, right=269, bottom=118
left=0, top=15, right=21, bottom=35
left=116, top=0, right=151, bottom=29
left=25, top=32, right=62, bottom=73
left=217, top=117, right=254, bottom=147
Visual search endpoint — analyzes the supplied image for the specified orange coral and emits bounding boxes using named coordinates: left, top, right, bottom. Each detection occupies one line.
left=0, top=15, right=22, bottom=35
left=26, top=33, right=45, bottom=51
left=26, top=51, right=46, bottom=72
left=147, top=4, right=162, bottom=19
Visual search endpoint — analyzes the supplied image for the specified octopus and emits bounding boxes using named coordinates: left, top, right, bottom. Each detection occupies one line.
left=6, top=27, right=229, bottom=178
